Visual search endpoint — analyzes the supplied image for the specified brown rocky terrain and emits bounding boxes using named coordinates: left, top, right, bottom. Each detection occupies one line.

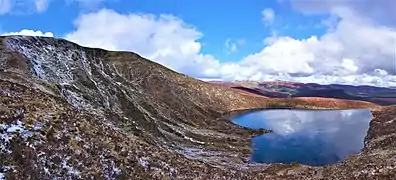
left=1, top=35, right=395, bottom=179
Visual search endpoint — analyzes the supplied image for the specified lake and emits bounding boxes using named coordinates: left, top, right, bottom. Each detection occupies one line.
left=231, top=109, right=373, bottom=166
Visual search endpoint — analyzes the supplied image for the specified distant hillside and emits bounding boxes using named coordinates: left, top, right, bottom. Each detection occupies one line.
left=212, top=81, right=396, bottom=106
left=293, top=89, right=360, bottom=99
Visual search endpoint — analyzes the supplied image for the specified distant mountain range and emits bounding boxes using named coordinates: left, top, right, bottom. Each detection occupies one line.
left=212, top=81, right=396, bottom=106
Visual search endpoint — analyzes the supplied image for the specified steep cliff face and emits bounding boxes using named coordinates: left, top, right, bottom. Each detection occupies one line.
left=1, top=35, right=395, bottom=179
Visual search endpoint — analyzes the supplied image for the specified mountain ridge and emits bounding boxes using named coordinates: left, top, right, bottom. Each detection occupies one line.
left=1, top=35, right=396, bottom=179
left=212, top=81, right=396, bottom=105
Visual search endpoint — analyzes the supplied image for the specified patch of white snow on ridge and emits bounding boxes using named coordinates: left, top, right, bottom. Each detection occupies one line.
left=184, top=136, right=205, bottom=145
left=0, top=120, right=34, bottom=140
left=6, top=121, right=25, bottom=133
left=4, top=36, right=75, bottom=84
left=4, top=36, right=103, bottom=113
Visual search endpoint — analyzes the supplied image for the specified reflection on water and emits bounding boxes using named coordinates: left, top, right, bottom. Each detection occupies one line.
left=232, top=109, right=373, bottom=166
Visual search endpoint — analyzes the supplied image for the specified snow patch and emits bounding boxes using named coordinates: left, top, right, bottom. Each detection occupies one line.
left=1, top=121, right=35, bottom=140
left=138, top=158, right=150, bottom=168
left=61, top=159, right=80, bottom=176
left=74, top=135, right=82, bottom=142
left=184, top=136, right=205, bottom=145
left=4, top=36, right=101, bottom=112
left=1, top=120, right=43, bottom=154
left=6, top=121, right=26, bottom=133
left=112, top=167, right=122, bottom=175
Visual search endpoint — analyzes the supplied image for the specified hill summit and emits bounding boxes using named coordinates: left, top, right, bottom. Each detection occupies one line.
left=1, top=36, right=395, bottom=179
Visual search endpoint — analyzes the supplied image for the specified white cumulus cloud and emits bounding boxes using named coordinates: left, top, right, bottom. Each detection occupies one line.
left=229, top=14, right=396, bottom=77
left=4, top=0, right=396, bottom=87
left=63, top=6, right=396, bottom=87
left=289, top=0, right=396, bottom=27
left=1, top=29, right=54, bottom=37
left=65, top=9, right=220, bottom=77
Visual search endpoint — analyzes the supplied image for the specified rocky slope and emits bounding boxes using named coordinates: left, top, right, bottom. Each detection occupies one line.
left=1, top=35, right=395, bottom=179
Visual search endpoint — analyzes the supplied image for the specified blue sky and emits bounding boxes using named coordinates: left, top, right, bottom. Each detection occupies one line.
left=1, top=0, right=396, bottom=86
left=1, top=0, right=327, bottom=61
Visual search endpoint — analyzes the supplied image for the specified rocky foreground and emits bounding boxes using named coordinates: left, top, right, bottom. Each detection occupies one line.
left=1, top=36, right=396, bottom=179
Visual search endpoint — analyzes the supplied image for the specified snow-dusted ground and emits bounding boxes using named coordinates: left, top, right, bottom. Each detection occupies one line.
left=5, top=36, right=106, bottom=114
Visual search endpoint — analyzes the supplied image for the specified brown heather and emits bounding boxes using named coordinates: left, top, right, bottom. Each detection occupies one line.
left=0, top=36, right=395, bottom=179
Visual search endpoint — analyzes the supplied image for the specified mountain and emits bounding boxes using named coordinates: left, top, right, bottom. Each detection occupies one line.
left=1, top=35, right=396, bottom=179
left=213, top=81, right=396, bottom=105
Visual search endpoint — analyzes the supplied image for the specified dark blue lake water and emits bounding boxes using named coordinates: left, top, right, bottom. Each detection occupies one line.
left=231, top=109, right=373, bottom=166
